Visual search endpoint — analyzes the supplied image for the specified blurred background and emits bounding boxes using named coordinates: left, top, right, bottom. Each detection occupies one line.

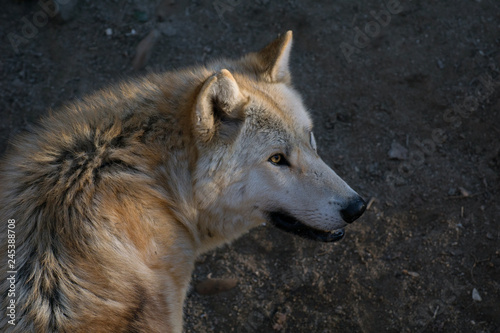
left=1, top=0, right=499, bottom=332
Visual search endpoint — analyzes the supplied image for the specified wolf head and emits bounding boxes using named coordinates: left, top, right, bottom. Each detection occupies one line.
left=192, top=31, right=365, bottom=247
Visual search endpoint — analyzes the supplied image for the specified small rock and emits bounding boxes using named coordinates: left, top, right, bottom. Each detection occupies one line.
left=195, top=278, right=238, bottom=295
left=458, top=187, right=471, bottom=197
left=402, top=269, right=420, bottom=278
left=436, top=58, right=444, bottom=69
left=105, top=28, right=113, bottom=36
left=472, top=288, right=482, bottom=302
left=388, top=142, right=408, bottom=160
left=126, top=29, right=137, bottom=36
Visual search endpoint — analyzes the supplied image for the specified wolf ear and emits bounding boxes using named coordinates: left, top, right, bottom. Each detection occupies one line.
left=194, top=69, right=246, bottom=143
left=253, top=30, right=293, bottom=83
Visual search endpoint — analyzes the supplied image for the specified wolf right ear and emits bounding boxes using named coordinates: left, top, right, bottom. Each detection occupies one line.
left=248, top=30, right=293, bottom=83
left=194, top=69, right=246, bottom=143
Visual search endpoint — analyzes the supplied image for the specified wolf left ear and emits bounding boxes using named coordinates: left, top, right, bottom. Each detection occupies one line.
left=194, top=69, right=246, bottom=143
left=252, top=30, right=293, bottom=83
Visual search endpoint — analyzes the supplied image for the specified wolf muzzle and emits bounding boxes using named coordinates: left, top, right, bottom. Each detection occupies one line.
left=268, top=211, right=346, bottom=242
left=268, top=196, right=366, bottom=242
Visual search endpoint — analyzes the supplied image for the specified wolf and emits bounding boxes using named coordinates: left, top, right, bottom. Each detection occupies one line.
left=0, top=31, right=366, bottom=332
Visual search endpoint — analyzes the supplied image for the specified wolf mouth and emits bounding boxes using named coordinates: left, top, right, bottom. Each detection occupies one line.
left=268, top=211, right=345, bottom=243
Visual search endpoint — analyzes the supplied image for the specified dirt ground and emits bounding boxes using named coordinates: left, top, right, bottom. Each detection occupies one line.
left=1, top=0, right=499, bottom=332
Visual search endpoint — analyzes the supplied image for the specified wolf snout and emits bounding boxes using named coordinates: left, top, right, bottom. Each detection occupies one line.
left=340, top=196, right=366, bottom=223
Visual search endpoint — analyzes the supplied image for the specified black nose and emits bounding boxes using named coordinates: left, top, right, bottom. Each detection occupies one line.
left=340, top=196, right=366, bottom=223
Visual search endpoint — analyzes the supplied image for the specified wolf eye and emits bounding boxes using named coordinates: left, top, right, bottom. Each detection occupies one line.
left=269, top=154, right=289, bottom=166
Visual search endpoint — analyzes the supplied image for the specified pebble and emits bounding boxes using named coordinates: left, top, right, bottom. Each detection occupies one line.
left=388, top=142, right=408, bottom=160
left=105, top=28, right=113, bottom=36
left=436, top=58, right=444, bottom=69
left=402, top=269, right=420, bottom=278
left=458, top=187, right=471, bottom=197
left=472, top=288, right=482, bottom=302
left=195, top=278, right=238, bottom=295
